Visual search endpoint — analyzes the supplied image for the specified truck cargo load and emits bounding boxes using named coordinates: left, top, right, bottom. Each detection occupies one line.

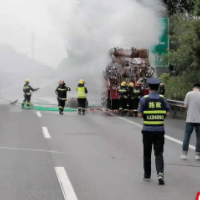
left=102, top=47, right=154, bottom=109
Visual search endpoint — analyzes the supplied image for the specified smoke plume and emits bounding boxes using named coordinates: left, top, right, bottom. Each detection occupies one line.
left=49, top=0, right=165, bottom=103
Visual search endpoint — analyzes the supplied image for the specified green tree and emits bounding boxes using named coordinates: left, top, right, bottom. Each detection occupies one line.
left=163, top=0, right=195, bottom=15
left=193, top=0, right=200, bottom=16
left=165, top=15, right=200, bottom=75
left=161, top=14, right=200, bottom=100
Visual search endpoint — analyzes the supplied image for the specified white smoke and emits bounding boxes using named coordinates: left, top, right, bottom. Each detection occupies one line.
left=47, top=0, right=165, bottom=102
left=64, top=0, right=163, bottom=50
left=0, top=0, right=165, bottom=102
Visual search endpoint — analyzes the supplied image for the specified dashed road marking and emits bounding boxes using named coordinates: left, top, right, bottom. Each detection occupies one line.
left=37, top=111, right=42, bottom=117
left=42, top=127, right=51, bottom=139
left=55, top=167, right=78, bottom=200
left=119, top=117, right=195, bottom=151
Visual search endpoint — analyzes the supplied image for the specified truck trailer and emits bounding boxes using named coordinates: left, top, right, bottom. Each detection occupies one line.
left=102, top=47, right=154, bottom=110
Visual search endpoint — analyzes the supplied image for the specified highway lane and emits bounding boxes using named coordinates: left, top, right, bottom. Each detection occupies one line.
left=122, top=115, right=197, bottom=148
left=0, top=104, right=199, bottom=200
left=41, top=110, right=200, bottom=200
left=0, top=105, right=64, bottom=200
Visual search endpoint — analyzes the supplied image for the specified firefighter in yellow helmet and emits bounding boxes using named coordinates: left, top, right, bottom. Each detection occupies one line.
left=55, top=80, right=71, bottom=115
left=22, top=79, right=39, bottom=109
left=127, top=82, right=134, bottom=116
left=118, top=81, right=128, bottom=116
left=77, top=79, right=88, bottom=115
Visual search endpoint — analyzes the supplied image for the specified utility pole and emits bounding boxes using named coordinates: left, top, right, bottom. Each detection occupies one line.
left=31, top=32, right=35, bottom=60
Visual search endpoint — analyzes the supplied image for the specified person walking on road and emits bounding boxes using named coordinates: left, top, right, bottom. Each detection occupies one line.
left=22, top=79, right=39, bottom=109
left=138, top=78, right=170, bottom=185
left=77, top=79, right=88, bottom=115
left=180, top=84, right=200, bottom=160
left=55, top=80, right=71, bottom=115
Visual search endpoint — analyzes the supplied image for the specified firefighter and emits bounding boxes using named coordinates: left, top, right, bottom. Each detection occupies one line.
left=77, top=79, right=88, bottom=115
left=22, top=79, right=39, bottom=109
left=55, top=80, right=71, bottom=115
left=159, top=83, right=165, bottom=96
left=133, top=81, right=142, bottom=117
left=118, top=81, right=128, bottom=115
left=127, top=82, right=134, bottom=116
left=137, top=78, right=170, bottom=185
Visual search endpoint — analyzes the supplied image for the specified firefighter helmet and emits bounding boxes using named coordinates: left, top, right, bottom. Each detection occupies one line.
left=129, top=82, right=134, bottom=87
left=121, top=81, right=126, bottom=86
left=79, top=79, right=84, bottom=84
left=136, top=81, right=141, bottom=86
left=59, top=80, right=64, bottom=84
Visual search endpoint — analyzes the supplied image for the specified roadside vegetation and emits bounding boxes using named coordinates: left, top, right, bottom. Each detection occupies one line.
left=160, top=0, right=200, bottom=100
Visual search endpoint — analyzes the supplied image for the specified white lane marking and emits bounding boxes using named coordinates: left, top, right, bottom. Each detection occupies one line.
left=37, top=111, right=42, bottom=117
left=119, top=117, right=196, bottom=151
left=164, top=135, right=195, bottom=150
left=0, top=146, right=99, bottom=157
left=42, top=127, right=51, bottom=139
left=55, top=167, right=78, bottom=200
left=0, top=146, right=66, bottom=154
left=119, top=117, right=142, bottom=128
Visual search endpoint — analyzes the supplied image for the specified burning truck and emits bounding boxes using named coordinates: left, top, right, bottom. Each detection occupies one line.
left=102, top=47, right=154, bottom=110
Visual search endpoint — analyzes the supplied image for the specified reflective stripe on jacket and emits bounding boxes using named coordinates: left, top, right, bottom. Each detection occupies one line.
left=118, top=85, right=128, bottom=98
left=55, top=85, right=71, bottom=100
left=142, top=95, right=166, bottom=126
left=23, top=84, right=35, bottom=96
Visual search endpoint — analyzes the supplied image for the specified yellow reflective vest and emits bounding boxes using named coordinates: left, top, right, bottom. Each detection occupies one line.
left=143, top=95, right=166, bottom=126
left=77, top=87, right=86, bottom=98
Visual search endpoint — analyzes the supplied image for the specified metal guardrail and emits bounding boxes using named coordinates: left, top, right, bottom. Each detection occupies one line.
left=167, top=99, right=186, bottom=118
left=167, top=99, right=184, bottom=108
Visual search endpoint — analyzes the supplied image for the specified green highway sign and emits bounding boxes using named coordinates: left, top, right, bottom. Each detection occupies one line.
left=150, top=18, right=169, bottom=67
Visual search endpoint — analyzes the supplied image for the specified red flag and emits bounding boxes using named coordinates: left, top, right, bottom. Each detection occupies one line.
left=196, top=192, right=200, bottom=200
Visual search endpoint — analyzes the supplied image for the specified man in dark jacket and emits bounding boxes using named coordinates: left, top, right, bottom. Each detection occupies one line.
left=55, top=80, right=71, bottom=115
left=137, top=78, right=170, bottom=185
left=133, top=81, right=143, bottom=117
left=77, top=79, right=88, bottom=115
left=127, top=82, right=134, bottom=116
left=22, top=79, right=39, bottom=109
left=159, top=83, right=165, bottom=96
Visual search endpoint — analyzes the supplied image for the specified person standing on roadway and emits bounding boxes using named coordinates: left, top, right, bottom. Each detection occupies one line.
left=180, top=84, right=200, bottom=160
left=159, top=83, right=165, bottom=96
left=22, top=79, right=39, bottom=109
left=118, top=81, right=128, bottom=116
left=133, top=81, right=142, bottom=117
left=55, top=80, right=71, bottom=115
left=138, top=78, right=170, bottom=185
left=127, top=82, right=134, bottom=116
left=77, top=79, right=88, bottom=115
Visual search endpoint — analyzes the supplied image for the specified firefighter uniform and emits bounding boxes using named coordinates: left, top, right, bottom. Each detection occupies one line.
left=22, top=79, right=38, bottom=108
left=127, top=82, right=134, bottom=115
left=55, top=80, right=71, bottom=115
left=159, top=83, right=165, bottom=96
left=118, top=81, right=128, bottom=115
left=137, top=78, right=170, bottom=185
left=77, top=79, right=88, bottom=115
left=133, top=83, right=142, bottom=116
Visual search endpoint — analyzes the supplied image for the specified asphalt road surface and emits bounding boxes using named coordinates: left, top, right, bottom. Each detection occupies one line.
left=0, top=101, right=199, bottom=200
